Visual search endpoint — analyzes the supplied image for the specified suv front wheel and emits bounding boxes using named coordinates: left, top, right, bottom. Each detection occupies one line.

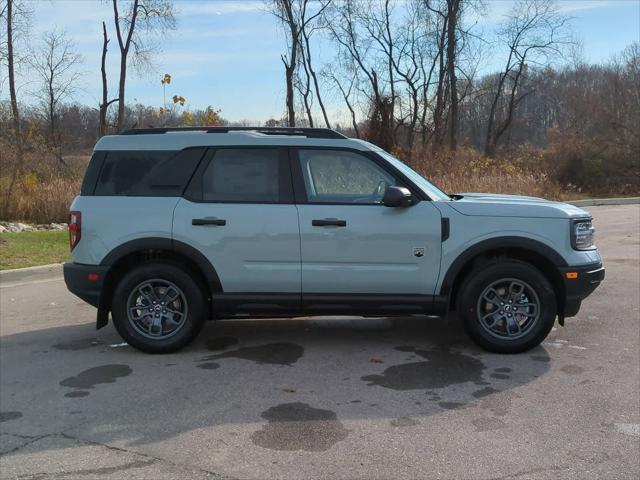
left=457, top=259, right=557, bottom=353
left=111, top=262, right=207, bottom=353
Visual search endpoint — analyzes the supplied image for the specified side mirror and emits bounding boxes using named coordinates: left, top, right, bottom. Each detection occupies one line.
left=382, top=186, right=415, bottom=208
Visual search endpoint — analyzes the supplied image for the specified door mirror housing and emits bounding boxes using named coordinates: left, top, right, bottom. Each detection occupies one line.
left=382, top=186, right=415, bottom=208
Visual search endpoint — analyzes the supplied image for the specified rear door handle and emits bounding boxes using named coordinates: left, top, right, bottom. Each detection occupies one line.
left=192, top=218, right=226, bottom=226
left=312, top=218, right=347, bottom=227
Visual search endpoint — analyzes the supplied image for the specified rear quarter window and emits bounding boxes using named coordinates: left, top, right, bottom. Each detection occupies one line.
left=94, top=148, right=205, bottom=196
left=80, top=151, right=106, bottom=195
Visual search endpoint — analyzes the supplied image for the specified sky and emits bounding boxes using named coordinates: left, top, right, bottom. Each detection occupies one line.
left=4, top=0, right=640, bottom=124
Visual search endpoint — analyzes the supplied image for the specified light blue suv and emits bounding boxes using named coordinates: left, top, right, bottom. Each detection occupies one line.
left=64, top=127, right=604, bottom=354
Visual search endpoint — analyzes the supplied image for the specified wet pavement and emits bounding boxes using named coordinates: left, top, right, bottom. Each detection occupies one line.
left=0, top=205, right=638, bottom=479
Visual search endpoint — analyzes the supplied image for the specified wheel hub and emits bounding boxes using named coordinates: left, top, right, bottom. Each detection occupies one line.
left=476, top=278, right=541, bottom=340
left=126, top=279, right=188, bottom=340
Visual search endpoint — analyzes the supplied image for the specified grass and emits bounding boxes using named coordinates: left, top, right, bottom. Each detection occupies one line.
left=0, top=231, right=70, bottom=270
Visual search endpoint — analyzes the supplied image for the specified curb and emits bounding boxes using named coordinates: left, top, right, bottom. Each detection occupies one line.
left=0, top=263, right=64, bottom=286
left=569, top=197, right=640, bottom=207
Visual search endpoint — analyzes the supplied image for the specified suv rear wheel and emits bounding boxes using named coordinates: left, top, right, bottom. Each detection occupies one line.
left=111, top=262, right=207, bottom=353
left=457, top=259, right=557, bottom=353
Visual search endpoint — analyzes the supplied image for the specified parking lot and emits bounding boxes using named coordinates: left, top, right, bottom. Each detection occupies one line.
left=1, top=204, right=638, bottom=480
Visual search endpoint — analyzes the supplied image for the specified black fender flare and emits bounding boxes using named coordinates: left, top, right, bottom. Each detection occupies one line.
left=97, top=236, right=223, bottom=318
left=99, top=237, right=223, bottom=293
left=439, top=236, right=567, bottom=296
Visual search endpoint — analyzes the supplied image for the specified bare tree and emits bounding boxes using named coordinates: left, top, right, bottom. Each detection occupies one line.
left=99, top=21, right=118, bottom=136
left=1, top=0, right=30, bottom=210
left=484, top=0, right=570, bottom=157
left=300, top=6, right=331, bottom=128
left=325, top=67, right=360, bottom=136
left=111, top=0, right=175, bottom=132
left=270, top=0, right=331, bottom=127
left=29, top=30, right=83, bottom=160
left=445, top=0, right=460, bottom=150
left=327, top=0, right=394, bottom=148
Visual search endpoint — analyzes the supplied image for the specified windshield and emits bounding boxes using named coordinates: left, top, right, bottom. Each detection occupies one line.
left=375, top=150, right=450, bottom=201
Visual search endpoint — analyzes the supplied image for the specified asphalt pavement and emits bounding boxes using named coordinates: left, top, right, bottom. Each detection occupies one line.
left=0, top=205, right=638, bottom=479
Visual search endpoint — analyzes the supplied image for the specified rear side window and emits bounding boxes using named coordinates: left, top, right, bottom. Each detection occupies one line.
left=94, top=148, right=205, bottom=196
left=202, top=149, right=282, bottom=202
left=80, top=151, right=106, bottom=195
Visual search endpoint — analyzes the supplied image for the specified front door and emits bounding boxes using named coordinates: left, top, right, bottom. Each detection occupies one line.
left=293, top=148, right=442, bottom=298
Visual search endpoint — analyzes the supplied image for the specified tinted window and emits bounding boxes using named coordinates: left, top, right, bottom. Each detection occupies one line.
left=298, top=149, right=397, bottom=203
left=202, top=149, right=280, bottom=202
left=94, top=148, right=204, bottom=196
left=81, top=151, right=106, bottom=195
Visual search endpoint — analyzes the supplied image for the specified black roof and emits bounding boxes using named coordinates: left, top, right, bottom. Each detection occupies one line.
left=121, top=126, right=347, bottom=139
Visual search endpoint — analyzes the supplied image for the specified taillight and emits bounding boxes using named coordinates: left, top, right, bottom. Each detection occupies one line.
left=69, top=211, right=81, bottom=251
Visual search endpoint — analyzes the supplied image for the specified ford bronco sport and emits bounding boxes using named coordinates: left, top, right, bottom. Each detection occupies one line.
left=64, top=127, right=604, bottom=354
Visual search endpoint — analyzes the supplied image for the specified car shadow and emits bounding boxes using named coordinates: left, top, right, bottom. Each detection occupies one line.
left=0, top=315, right=551, bottom=455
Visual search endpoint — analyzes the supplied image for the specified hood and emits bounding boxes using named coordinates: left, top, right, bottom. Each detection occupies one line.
left=447, top=192, right=591, bottom=219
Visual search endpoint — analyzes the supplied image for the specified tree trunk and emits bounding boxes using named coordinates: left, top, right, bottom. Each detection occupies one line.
left=299, top=43, right=313, bottom=127
left=432, top=16, right=448, bottom=151
left=446, top=0, right=460, bottom=151
left=99, top=21, right=109, bottom=136
left=303, top=29, right=330, bottom=128
left=113, top=0, right=139, bottom=132
left=5, top=0, right=24, bottom=213
left=284, top=61, right=296, bottom=127
left=117, top=52, right=127, bottom=132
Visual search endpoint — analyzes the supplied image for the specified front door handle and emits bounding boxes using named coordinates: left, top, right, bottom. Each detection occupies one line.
left=312, top=218, right=347, bottom=227
left=192, top=218, right=226, bottom=226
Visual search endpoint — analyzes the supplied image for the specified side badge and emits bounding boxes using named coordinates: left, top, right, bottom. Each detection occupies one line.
left=413, top=247, right=425, bottom=258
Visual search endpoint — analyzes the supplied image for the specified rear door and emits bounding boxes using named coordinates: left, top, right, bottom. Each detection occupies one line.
left=172, top=147, right=301, bottom=294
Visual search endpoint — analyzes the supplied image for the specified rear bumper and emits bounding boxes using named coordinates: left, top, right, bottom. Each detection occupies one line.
left=63, top=262, right=108, bottom=308
left=559, top=262, right=605, bottom=317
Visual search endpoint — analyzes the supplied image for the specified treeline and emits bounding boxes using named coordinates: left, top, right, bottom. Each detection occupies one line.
left=0, top=0, right=638, bottom=223
left=268, top=0, right=638, bottom=194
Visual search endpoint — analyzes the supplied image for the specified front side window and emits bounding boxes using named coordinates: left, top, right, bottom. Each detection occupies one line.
left=202, top=149, right=281, bottom=202
left=298, top=149, right=397, bottom=204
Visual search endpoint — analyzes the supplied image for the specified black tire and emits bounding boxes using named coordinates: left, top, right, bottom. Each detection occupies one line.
left=457, top=259, right=557, bottom=354
left=111, top=261, right=207, bottom=353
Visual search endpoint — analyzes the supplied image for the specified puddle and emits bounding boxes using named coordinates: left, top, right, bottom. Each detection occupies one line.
left=531, top=355, right=550, bottom=363
left=252, top=402, right=348, bottom=451
left=60, top=365, right=132, bottom=393
left=65, top=391, right=90, bottom=398
left=53, top=338, right=104, bottom=350
left=361, top=346, right=484, bottom=391
left=197, top=362, right=220, bottom=370
left=203, top=343, right=304, bottom=366
left=472, top=387, right=499, bottom=398
left=0, top=411, right=22, bottom=423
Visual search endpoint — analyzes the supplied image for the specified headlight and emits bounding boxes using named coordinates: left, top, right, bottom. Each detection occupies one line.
left=572, top=219, right=595, bottom=250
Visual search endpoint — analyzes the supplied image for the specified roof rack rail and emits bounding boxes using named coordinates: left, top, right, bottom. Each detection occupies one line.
left=121, top=126, right=347, bottom=139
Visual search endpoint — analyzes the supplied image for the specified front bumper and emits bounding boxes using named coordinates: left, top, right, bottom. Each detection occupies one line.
left=63, top=262, right=109, bottom=308
left=559, top=261, right=605, bottom=317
